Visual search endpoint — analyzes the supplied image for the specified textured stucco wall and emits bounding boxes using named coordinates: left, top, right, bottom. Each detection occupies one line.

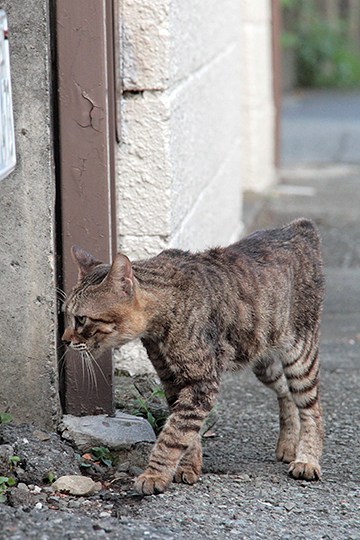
left=240, top=0, right=276, bottom=192
left=118, top=0, right=243, bottom=257
left=0, top=1, right=59, bottom=427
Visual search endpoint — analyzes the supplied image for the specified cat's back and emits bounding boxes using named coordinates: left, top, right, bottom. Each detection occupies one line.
left=231, top=218, right=321, bottom=263
left=134, top=218, right=324, bottom=297
left=227, top=218, right=325, bottom=306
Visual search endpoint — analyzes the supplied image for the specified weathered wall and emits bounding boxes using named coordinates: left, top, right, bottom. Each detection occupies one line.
left=0, top=1, right=59, bottom=427
left=240, top=0, right=276, bottom=192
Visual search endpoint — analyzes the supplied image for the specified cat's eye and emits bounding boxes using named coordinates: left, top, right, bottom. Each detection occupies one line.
left=74, top=315, right=87, bottom=327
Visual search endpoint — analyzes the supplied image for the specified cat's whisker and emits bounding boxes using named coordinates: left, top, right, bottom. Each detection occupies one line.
left=80, top=351, right=86, bottom=386
left=58, top=347, right=69, bottom=380
left=84, top=351, right=98, bottom=390
left=55, top=287, right=67, bottom=300
left=87, top=350, right=110, bottom=388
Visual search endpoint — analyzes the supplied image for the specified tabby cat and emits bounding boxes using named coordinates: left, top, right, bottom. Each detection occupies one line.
left=62, top=218, right=324, bottom=495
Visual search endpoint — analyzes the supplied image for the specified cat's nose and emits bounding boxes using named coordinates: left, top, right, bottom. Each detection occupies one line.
left=62, top=328, right=73, bottom=345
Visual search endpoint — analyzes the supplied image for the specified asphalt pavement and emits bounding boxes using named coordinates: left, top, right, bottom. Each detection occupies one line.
left=281, top=90, right=360, bottom=166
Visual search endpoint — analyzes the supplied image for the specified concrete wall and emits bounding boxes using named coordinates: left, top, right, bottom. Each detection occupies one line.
left=240, top=0, right=276, bottom=192
left=0, top=1, right=59, bottom=428
left=117, top=0, right=243, bottom=261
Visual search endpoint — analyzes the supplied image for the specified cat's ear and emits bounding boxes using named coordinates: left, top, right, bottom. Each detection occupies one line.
left=106, top=253, right=134, bottom=297
left=71, top=245, right=103, bottom=280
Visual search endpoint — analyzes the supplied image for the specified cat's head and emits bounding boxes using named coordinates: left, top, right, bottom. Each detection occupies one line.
left=62, top=246, right=147, bottom=357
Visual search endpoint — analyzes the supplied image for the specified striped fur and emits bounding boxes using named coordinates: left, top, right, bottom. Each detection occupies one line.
left=63, top=218, right=325, bottom=495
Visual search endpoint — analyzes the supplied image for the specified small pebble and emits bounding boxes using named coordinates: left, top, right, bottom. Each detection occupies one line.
left=117, top=461, right=130, bottom=472
left=34, top=502, right=43, bottom=510
left=68, top=499, right=82, bottom=509
left=17, top=483, right=29, bottom=492
left=233, top=474, right=251, bottom=482
left=114, top=472, right=128, bottom=480
left=99, top=511, right=111, bottom=518
left=41, top=487, right=54, bottom=494
left=128, top=466, right=143, bottom=476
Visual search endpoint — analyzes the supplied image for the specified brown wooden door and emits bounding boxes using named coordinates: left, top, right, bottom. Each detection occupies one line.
left=55, top=0, right=117, bottom=415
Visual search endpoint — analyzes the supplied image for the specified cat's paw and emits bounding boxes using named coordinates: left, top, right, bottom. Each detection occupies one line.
left=134, top=471, right=171, bottom=495
left=276, top=438, right=297, bottom=463
left=174, top=465, right=200, bottom=485
left=288, top=460, right=321, bottom=481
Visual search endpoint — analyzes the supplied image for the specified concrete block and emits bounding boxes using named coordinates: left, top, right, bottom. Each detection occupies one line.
left=171, top=138, right=243, bottom=251
left=118, top=235, right=169, bottom=260
left=241, top=24, right=274, bottom=104
left=117, top=91, right=171, bottom=237
left=169, top=0, right=241, bottom=84
left=241, top=105, right=275, bottom=192
left=169, top=43, right=242, bottom=233
left=114, top=340, right=156, bottom=376
left=61, top=411, right=156, bottom=452
left=121, top=0, right=170, bottom=90
left=0, top=0, right=59, bottom=428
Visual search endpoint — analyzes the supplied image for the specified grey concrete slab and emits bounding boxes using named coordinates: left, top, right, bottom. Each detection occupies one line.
left=61, top=412, right=156, bottom=452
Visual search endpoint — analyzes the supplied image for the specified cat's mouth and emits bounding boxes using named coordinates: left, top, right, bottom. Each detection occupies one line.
left=70, top=342, right=88, bottom=351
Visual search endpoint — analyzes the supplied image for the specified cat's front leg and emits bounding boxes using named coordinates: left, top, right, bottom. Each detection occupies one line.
left=134, top=384, right=216, bottom=495
left=174, top=434, right=202, bottom=484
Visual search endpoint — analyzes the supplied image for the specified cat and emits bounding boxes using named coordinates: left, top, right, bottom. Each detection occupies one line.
left=62, top=218, right=324, bottom=495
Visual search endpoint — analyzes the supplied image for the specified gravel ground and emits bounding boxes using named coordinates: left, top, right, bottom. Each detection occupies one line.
left=1, top=165, right=360, bottom=539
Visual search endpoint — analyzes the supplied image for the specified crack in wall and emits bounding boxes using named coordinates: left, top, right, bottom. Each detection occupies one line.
left=74, top=81, right=103, bottom=132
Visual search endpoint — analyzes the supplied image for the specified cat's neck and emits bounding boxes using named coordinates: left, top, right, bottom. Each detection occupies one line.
left=131, top=259, right=178, bottom=339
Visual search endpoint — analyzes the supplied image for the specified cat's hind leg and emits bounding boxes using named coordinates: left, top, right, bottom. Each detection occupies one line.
left=282, top=333, right=323, bottom=480
left=253, top=355, right=300, bottom=463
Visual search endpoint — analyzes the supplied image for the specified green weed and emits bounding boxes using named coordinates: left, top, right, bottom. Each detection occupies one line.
left=131, top=386, right=168, bottom=435
left=80, top=446, right=114, bottom=469
left=0, top=412, right=12, bottom=425
left=0, top=476, right=16, bottom=503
